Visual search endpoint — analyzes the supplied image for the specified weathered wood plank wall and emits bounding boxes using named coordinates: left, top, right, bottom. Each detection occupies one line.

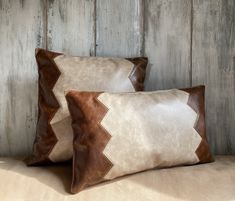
left=96, top=0, right=144, bottom=57
left=144, top=0, right=192, bottom=90
left=0, top=0, right=234, bottom=155
left=0, top=0, right=46, bottom=155
left=47, top=0, right=95, bottom=56
left=192, top=0, right=235, bottom=154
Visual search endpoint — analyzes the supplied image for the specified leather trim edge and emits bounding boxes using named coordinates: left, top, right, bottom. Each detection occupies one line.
left=66, top=91, right=113, bottom=194
left=181, top=85, right=214, bottom=163
left=126, top=57, right=148, bottom=91
left=27, top=48, right=62, bottom=166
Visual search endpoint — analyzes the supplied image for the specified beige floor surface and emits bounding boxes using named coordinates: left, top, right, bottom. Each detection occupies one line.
left=0, top=156, right=235, bottom=201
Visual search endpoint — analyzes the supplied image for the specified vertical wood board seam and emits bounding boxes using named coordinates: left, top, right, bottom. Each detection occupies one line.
left=190, top=0, right=193, bottom=87
left=94, top=0, right=97, bottom=56
left=45, top=0, right=48, bottom=50
left=141, top=0, right=145, bottom=57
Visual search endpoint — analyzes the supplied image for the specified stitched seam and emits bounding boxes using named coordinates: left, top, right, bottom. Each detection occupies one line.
left=128, top=64, right=138, bottom=91
left=95, top=94, right=114, bottom=179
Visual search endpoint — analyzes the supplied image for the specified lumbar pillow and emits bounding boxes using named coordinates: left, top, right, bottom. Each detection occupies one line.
left=28, top=48, right=148, bottom=165
left=66, top=86, right=213, bottom=194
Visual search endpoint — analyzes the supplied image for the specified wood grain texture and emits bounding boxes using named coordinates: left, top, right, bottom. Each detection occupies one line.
left=0, top=0, right=234, bottom=156
left=0, top=0, right=46, bottom=156
left=144, top=0, right=192, bottom=90
left=192, top=0, right=235, bottom=154
left=47, top=0, right=95, bottom=56
left=96, top=0, right=144, bottom=57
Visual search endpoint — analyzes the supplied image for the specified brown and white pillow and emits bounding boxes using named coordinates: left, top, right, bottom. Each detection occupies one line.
left=28, top=48, right=148, bottom=165
left=66, top=86, right=213, bottom=194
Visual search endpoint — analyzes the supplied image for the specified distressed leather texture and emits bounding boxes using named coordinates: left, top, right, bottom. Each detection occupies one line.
left=27, top=48, right=148, bottom=165
left=66, top=86, right=213, bottom=193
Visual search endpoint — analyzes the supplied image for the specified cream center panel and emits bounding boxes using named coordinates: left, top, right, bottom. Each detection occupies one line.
left=49, top=55, right=135, bottom=162
left=49, top=117, right=73, bottom=161
left=97, top=90, right=201, bottom=180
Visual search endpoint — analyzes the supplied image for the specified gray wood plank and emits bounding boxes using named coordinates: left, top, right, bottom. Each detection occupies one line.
left=96, top=0, right=144, bottom=57
left=47, top=0, right=95, bottom=56
left=0, top=0, right=46, bottom=156
left=144, top=0, right=192, bottom=90
left=192, top=0, right=235, bottom=154
left=0, top=0, right=234, bottom=156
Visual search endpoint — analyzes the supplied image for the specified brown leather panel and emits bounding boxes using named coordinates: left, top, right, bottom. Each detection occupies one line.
left=126, top=57, right=148, bottom=91
left=66, top=91, right=113, bottom=194
left=181, top=85, right=214, bottom=163
left=27, top=48, right=62, bottom=166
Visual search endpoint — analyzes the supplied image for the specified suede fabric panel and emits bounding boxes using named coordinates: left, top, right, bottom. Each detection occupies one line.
left=66, top=86, right=213, bottom=194
left=98, top=90, right=201, bottom=180
left=28, top=48, right=148, bottom=165
left=49, top=55, right=137, bottom=161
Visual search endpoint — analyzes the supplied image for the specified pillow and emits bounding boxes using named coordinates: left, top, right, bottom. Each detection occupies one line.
left=66, top=86, right=214, bottom=194
left=28, top=48, right=148, bottom=165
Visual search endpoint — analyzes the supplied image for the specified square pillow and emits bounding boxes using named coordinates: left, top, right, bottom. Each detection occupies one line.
left=66, top=86, right=214, bottom=194
left=28, top=48, right=148, bottom=165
